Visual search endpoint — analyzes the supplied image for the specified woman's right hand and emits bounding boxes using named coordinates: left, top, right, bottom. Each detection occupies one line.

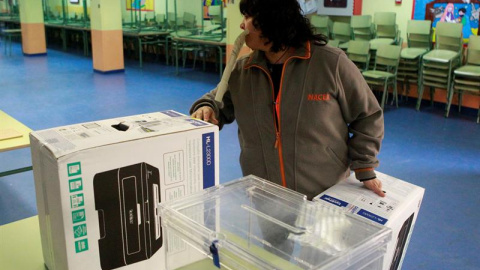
left=191, top=106, right=219, bottom=125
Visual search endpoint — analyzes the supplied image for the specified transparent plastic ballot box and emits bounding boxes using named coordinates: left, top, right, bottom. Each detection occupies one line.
left=159, top=175, right=392, bottom=270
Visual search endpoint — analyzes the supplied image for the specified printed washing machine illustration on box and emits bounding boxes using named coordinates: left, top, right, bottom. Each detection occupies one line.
left=94, top=163, right=162, bottom=270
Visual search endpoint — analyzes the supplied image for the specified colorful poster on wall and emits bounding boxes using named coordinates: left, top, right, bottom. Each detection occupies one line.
left=203, top=0, right=226, bottom=19
left=413, top=0, right=479, bottom=43
left=127, top=0, right=154, bottom=11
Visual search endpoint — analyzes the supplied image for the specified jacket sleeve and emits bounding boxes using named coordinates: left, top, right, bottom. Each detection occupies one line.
left=189, top=85, right=236, bottom=130
left=335, top=53, right=384, bottom=181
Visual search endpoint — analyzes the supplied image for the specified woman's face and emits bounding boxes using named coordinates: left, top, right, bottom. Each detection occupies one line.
left=240, top=15, right=269, bottom=51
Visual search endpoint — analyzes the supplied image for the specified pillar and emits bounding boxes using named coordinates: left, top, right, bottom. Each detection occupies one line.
left=90, top=0, right=124, bottom=73
left=19, top=0, right=47, bottom=56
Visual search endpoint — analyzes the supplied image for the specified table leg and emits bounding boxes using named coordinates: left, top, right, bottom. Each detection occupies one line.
left=62, top=28, right=67, bottom=51
left=165, top=36, right=169, bottom=66
left=138, top=37, right=143, bottom=68
left=175, top=41, right=179, bottom=75
left=83, top=31, right=88, bottom=56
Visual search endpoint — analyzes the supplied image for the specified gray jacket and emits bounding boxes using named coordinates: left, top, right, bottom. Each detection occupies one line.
left=191, top=41, right=384, bottom=199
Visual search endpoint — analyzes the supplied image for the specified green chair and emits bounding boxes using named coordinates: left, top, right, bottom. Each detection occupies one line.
left=310, top=15, right=332, bottom=38
left=209, top=5, right=227, bottom=29
left=416, top=22, right=463, bottom=112
left=350, top=15, right=374, bottom=41
left=372, top=12, right=399, bottom=40
left=167, top=12, right=183, bottom=30
left=182, top=12, right=197, bottom=31
left=155, top=13, right=167, bottom=29
left=331, top=22, right=352, bottom=51
left=362, top=44, right=402, bottom=109
left=347, top=40, right=370, bottom=71
left=397, top=20, right=432, bottom=100
left=369, top=12, right=401, bottom=71
left=446, top=35, right=480, bottom=123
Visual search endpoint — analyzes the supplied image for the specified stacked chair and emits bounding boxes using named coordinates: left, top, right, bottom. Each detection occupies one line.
left=397, top=20, right=432, bottom=100
left=416, top=22, right=463, bottom=112
left=310, top=15, right=332, bottom=38
left=446, top=35, right=480, bottom=123
left=362, top=44, right=402, bottom=109
left=347, top=40, right=371, bottom=71
left=350, top=15, right=374, bottom=41
left=369, top=12, right=401, bottom=68
left=330, top=22, right=352, bottom=51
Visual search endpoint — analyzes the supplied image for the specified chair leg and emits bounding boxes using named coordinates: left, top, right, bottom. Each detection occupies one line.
left=193, top=50, right=198, bottom=70
left=380, top=82, right=388, bottom=109
left=175, top=43, right=179, bottom=75
left=416, top=81, right=424, bottom=111
left=202, top=47, right=207, bottom=71
left=394, top=79, right=398, bottom=108
left=182, top=49, right=187, bottom=68
left=445, top=79, right=455, bottom=118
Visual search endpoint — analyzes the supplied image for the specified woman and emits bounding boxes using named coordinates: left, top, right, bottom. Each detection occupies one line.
left=191, top=0, right=385, bottom=199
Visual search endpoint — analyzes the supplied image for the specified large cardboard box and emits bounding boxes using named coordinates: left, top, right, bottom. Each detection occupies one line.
left=30, top=110, right=219, bottom=270
left=313, top=171, right=424, bottom=270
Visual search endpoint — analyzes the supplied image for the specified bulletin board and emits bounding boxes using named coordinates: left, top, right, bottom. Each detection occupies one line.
left=127, top=0, right=154, bottom=11
left=318, top=0, right=354, bottom=16
left=413, top=0, right=479, bottom=42
left=317, top=0, right=362, bottom=16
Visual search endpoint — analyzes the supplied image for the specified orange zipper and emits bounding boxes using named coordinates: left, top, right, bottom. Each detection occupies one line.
left=250, top=64, right=287, bottom=188
left=248, top=42, right=311, bottom=188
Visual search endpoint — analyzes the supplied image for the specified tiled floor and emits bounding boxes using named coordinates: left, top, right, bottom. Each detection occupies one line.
left=1, top=42, right=479, bottom=269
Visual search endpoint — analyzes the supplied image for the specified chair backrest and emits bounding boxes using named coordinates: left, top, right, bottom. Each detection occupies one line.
left=209, top=5, right=225, bottom=26
left=332, top=22, right=351, bottom=42
left=351, top=15, right=373, bottom=40
left=374, top=12, right=396, bottom=26
left=466, top=35, right=480, bottom=66
left=183, top=12, right=196, bottom=28
left=406, top=20, right=432, bottom=50
left=310, top=15, right=331, bottom=37
left=347, top=40, right=370, bottom=70
left=375, top=44, right=402, bottom=73
left=374, top=12, right=397, bottom=39
left=435, top=22, right=463, bottom=52
left=156, top=13, right=165, bottom=24
left=209, top=5, right=222, bottom=16
left=167, top=12, right=177, bottom=28
left=145, top=12, right=155, bottom=21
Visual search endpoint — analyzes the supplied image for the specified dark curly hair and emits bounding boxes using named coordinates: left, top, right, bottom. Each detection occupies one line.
left=240, top=0, right=327, bottom=52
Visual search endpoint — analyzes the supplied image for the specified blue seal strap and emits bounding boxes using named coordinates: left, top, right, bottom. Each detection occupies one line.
left=209, top=240, right=221, bottom=268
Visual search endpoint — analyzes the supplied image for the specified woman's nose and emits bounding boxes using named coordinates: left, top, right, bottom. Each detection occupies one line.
left=240, top=22, right=245, bottom=30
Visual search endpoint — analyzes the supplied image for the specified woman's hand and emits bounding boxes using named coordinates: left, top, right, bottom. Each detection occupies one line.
left=191, top=106, right=219, bottom=125
left=363, top=178, right=385, bottom=197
